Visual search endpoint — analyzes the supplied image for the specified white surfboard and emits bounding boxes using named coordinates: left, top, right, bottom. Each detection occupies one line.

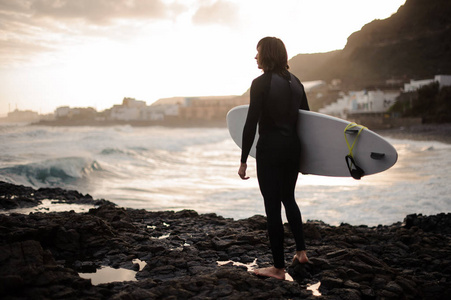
left=227, top=105, right=398, bottom=177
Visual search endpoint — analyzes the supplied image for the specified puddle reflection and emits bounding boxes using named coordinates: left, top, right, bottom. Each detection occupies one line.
left=78, top=259, right=146, bottom=285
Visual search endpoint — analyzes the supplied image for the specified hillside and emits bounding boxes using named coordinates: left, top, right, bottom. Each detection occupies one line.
left=289, top=0, right=451, bottom=90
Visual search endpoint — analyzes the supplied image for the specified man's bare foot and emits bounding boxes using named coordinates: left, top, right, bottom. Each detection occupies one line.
left=293, top=250, right=309, bottom=264
left=254, top=266, right=285, bottom=280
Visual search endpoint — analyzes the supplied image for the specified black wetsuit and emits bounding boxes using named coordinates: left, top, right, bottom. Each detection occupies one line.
left=241, top=71, right=310, bottom=269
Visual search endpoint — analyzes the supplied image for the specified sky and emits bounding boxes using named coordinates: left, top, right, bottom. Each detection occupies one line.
left=0, top=0, right=406, bottom=116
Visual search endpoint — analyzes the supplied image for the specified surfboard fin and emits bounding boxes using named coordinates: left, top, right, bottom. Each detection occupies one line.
left=370, top=152, right=385, bottom=160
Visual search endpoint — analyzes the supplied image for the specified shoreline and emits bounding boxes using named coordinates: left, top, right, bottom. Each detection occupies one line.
left=1, top=181, right=450, bottom=299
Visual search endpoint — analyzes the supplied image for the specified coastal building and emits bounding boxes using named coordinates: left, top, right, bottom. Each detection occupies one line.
left=179, top=95, right=245, bottom=121
left=404, top=75, right=451, bottom=92
left=140, top=106, right=165, bottom=121
left=320, top=74, right=451, bottom=120
left=5, top=109, right=40, bottom=123
left=69, top=107, right=97, bottom=120
left=319, top=90, right=400, bottom=118
left=148, top=97, right=188, bottom=121
left=55, top=106, right=96, bottom=120
left=55, top=106, right=71, bottom=118
left=108, top=97, right=146, bottom=121
left=148, top=95, right=247, bottom=122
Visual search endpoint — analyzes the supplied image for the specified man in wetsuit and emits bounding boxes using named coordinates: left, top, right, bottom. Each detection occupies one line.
left=238, top=37, right=310, bottom=280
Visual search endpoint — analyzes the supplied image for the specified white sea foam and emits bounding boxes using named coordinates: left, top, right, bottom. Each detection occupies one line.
left=0, top=124, right=450, bottom=226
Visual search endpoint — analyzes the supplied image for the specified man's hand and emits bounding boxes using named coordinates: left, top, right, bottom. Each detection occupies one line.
left=238, top=163, right=249, bottom=180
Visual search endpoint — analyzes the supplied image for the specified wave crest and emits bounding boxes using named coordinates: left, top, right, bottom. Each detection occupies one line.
left=0, top=157, right=102, bottom=187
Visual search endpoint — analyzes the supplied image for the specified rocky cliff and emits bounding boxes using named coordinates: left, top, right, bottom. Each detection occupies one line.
left=289, top=0, right=451, bottom=89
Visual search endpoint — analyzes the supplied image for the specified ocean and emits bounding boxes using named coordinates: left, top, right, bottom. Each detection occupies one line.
left=0, top=124, right=450, bottom=226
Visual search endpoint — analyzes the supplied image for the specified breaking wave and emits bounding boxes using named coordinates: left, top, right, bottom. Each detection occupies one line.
left=0, top=157, right=103, bottom=188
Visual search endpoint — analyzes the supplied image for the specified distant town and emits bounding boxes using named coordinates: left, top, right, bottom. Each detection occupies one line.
left=2, top=74, right=450, bottom=129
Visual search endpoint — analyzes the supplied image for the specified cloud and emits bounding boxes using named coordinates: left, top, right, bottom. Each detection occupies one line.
left=0, top=1, right=30, bottom=14
left=0, top=0, right=241, bottom=66
left=192, top=0, right=240, bottom=27
left=0, top=0, right=189, bottom=66
left=29, top=0, right=186, bottom=24
left=0, top=39, right=56, bottom=66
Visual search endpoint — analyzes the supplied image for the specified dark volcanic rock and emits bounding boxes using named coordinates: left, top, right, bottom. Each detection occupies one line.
left=0, top=181, right=450, bottom=299
left=0, top=181, right=112, bottom=209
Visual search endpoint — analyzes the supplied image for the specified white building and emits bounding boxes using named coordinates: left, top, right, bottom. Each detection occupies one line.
left=351, top=90, right=399, bottom=114
left=147, top=97, right=189, bottom=120
left=319, top=90, right=400, bottom=118
left=55, top=106, right=96, bottom=119
left=141, top=105, right=166, bottom=121
left=55, top=106, right=71, bottom=118
left=109, top=98, right=147, bottom=121
left=404, top=74, right=451, bottom=92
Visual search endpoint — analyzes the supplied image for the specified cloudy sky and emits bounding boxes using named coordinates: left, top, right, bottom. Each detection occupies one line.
left=0, top=0, right=405, bottom=116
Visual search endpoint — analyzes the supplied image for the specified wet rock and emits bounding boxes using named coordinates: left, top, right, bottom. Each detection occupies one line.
left=0, top=181, right=41, bottom=209
left=320, top=276, right=344, bottom=289
left=0, top=181, right=112, bottom=210
left=384, top=281, right=403, bottom=296
left=0, top=240, right=94, bottom=299
left=343, top=280, right=360, bottom=289
left=329, top=288, right=361, bottom=300
left=0, top=181, right=450, bottom=299
left=404, top=213, right=451, bottom=234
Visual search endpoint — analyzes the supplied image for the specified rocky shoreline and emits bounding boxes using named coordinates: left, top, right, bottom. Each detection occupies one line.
left=1, top=181, right=450, bottom=299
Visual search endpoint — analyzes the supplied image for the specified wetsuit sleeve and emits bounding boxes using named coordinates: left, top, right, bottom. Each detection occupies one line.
left=240, top=78, right=264, bottom=163
left=294, top=76, right=310, bottom=111
left=300, top=90, right=310, bottom=111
